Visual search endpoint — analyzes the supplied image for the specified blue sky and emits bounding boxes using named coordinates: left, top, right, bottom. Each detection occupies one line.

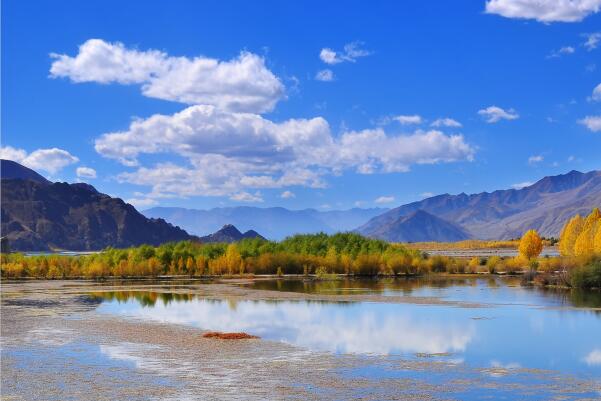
left=2, top=0, right=600, bottom=210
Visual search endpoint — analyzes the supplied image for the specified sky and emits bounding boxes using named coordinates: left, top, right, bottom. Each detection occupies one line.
left=2, top=0, right=601, bottom=211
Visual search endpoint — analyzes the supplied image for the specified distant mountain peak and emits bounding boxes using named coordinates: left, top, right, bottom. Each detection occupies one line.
left=199, top=224, right=264, bottom=243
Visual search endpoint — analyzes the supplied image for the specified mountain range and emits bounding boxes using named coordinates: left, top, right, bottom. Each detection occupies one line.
left=357, top=169, right=601, bottom=241
left=143, top=206, right=387, bottom=240
left=2, top=159, right=600, bottom=249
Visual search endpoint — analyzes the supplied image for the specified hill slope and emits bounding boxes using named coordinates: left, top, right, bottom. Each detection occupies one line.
left=366, top=210, right=471, bottom=242
left=358, top=170, right=601, bottom=240
left=1, top=160, right=194, bottom=251
left=143, top=206, right=387, bottom=240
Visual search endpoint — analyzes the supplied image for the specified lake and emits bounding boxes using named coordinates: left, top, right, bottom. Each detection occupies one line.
left=2, top=277, right=600, bottom=400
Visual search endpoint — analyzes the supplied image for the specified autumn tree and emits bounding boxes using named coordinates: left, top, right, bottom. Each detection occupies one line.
left=574, top=209, right=601, bottom=257
left=594, top=224, right=601, bottom=254
left=519, top=229, right=543, bottom=260
left=559, top=215, right=584, bottom=256
left=224, top=244, right=242, bottom=275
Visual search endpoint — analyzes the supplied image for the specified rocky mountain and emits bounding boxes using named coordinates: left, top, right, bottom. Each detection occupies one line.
left=199, top=224, right=265, bottom=243
left=364, top=210, right=471, bottom=242
left=1, top=160, right=194, bottom=251
left=143, top=206, right=387, bottom=240
left=358, top=169, right=601, bottom=241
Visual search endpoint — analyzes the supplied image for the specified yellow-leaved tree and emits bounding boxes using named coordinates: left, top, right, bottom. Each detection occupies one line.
left=594, top=223, right=601, bottom=254
left=519, top=229, right=543, bottom=261
left=574, top=208, right=601, bottom=256
left=559, top=214, right=584, bottom=256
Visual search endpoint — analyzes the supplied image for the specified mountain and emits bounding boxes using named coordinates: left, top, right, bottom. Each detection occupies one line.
left=1, top=160, right=194, bottom=251
left=365, top=210, right=471, bottom=242
left=143, top=206, right=388, bottom=240
left=358, top=169, right=601, bottom=241
left=1, top=159, right=51, bottom=184
left=199, top=224, right=265, bottom=243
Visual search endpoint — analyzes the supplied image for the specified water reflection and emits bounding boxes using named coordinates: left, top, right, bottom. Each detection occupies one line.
left=248, top=277, right=601, bottom=308
left=94, top=280, right=601, bottom=377
left=98, top=295, right=474, bottom=355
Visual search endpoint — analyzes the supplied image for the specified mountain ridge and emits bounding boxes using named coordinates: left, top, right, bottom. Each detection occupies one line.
left=1, top=160, right=195, bottom=251
left=358, top=169, right=601, bottom=241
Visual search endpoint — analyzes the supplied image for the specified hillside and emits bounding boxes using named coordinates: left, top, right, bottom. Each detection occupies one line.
left=143, top=206, right=387, bottom=240
left=365, top=210, right=471, bottom=242
left=1, top=160, right=194, bottom=251
left=358, top=169, right=601, bottom=241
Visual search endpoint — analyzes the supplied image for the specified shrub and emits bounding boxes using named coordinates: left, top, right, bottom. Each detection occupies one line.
left=569, top=260, right=601, bottom=289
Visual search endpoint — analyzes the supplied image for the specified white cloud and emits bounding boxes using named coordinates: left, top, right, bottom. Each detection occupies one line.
left=478, top=106, right=519, bottom=123
left=511, top=181, right=534, bottom=189
left=583, top=349, right=601, bottom=365
left=547, top=46, right=575, bottom=58
left=421, top=192, right=435, bottom=198
left=0, top=146, right=79, bottom=174
left=582, top=32, right=601, bottom=50
left=126, top=197, right=158, bottom=208
left=103, top=105, right=474, bottom=199
left=591, top=83, right=601, bottom=101
left=485, top=0, right=601, bottom=23
left=393, top=115, right=423, bottom=125
left=230, top=191, right=263, bottom=203
left=375, top=196, right=395, bottom=204
left=50, top=39, right=285, bottom=113
left=319, top=42, right=371, bottom=65
left=528, top=155, right=544, bottom=164
left=315, top=69, right=334, bottom=82
left=280, top=190, right=295, bottom=199
left=579, top=115, right=601, bottom=131
left=431, top=118, right=462, bottom=128
left=0, top=146, right=28, bottom=162
left=76, top=166, right=97, bottom=179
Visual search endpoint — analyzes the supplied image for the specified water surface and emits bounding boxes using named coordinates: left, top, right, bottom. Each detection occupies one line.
left=96, top=278, right=601, bottom=380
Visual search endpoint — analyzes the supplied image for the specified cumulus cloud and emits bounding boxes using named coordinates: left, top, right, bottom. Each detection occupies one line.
left=582, top=32, right=601, bottom=50
left=50, top=39, right=285, bottom=113
left=528, top=155, right=544, bottom=164
left=431, top=118, right=462, bottom=128
left=280, top=190, right=295, bottom=199
left=0, top=146, right=79, bottom=174
left=0, top=146, right=27, bottom=162
left=315, top=69, right=334, bottom=81
left=393, top=115, right=423, bottom=125
left=375, top=196, right=395, bottom=204
left=421, top=192, right=435, bottom=198
left=478, top=106, right=519, bottom=123
left=591, top=83, right=601, bottom=101
left=485, top=0, right=601, bottom=23
left=579, top=115, right=601, bottom=131
left=76, top=166, right=97, bottom=179
left=101, top=105, right=474, bottom=199
left=319, top=42, right=371, bottom=64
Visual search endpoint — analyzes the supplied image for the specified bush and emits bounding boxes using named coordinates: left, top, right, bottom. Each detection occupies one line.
left=569, top=261, right=601, bottom=289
